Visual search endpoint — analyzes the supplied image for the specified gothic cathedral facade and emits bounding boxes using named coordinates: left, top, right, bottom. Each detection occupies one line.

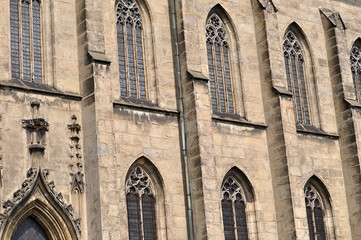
left=0, top=0, right=361, bottom=239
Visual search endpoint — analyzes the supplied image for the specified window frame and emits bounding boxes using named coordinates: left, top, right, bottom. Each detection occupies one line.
left=125, top=166, right=157, bottom=240
left=206, top=13, right=237, bottom=115
left=10, top=0, right=44, bottom=83
left=350, top=44, right=361, bottom=102
left=116, top=0, right=148, bottom=101
left=283, top=30, right=312, bottom=126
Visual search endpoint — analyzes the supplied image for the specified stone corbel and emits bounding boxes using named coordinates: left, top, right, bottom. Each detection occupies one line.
left=320, top=8, right=347, bottom=30
left=258, top=0, right=278, bottom=13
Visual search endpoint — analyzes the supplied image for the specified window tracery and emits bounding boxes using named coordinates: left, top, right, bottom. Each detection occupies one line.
left=206, top=14, right=235, bottom=114
left=126, top=167, right=156, bottom=240
left=305, top=185, right=326, bottom=240
left=116, top=0, right=147, bottom=100
left=11, top=0, right=43, bottom=83
left=350, top=45, right=361, bottom=102
left=283, top=31, right=310, bottom=125
left=221, top=177, right=248, bottom=240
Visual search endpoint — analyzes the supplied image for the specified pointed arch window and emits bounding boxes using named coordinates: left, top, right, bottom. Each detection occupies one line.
left=305, top=184, right=326, bottom=240
left=126, top=167, right=156, bottom=240
left=11, top=216, right=50, bottom=240
left=350, top=45, right=361, bottom=102
left=10, top=0, right=43, bottom=83
left=116, top=0, right=147, bottom=100
left=221, top=177, right=249, bottom=240
left=283, top=31, right=311, bottom=125
left=206, top=14, right=235, bottom=114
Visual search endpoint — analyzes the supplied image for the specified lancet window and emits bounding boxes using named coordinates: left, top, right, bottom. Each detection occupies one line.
left=126, top=167, right=156, bottom=240
left=305, top=185, right=326, bottom=240
left=283, top=31, right=310, bottom=125
left=116, top=0, right=147, bottom=100
left=10, top=0, right=43, bottom=83
left=221, top=177, right=248, bottom=240
left=206, top=14, right=235, bottom=114
left=350, top=45, right=361, bottom=102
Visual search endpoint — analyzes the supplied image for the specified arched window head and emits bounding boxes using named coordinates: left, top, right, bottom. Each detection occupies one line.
left=283, top=30, right=311, bottom=125
left=126, top=167, right=156, bottom=240
left=350, top=44, right=361, bottom=102
left=206, top=13, right=235, bottom=114
left=116, top=0, right=147, bottom=100
left=11, top=216, right=50, bottom=240
left=305, top=184, right=326, bottom=240
left=11, top=0, right=43, bottom=83
left=221, top=177, right=249, bottom=240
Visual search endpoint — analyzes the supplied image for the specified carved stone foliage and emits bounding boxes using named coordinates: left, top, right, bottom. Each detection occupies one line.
left=0, top=168, right=81, bottom=235
left=70, top=163, right=84, bottom=194
left=68, top=115, right=84, bottom=194
left=22, top=118, right=49, bottom=147
left=126, top=167, right=153, bottom=197
left=258, top=0, right=278, bottom=13
left=116, top=0, right=142, bottom=28
left=221, top=177, right=246, bottom=203
left=22, top=101, right=49, bottom=153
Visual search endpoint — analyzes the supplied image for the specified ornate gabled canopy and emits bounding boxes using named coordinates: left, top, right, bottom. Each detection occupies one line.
left=0, top=168, right=80, bottom=240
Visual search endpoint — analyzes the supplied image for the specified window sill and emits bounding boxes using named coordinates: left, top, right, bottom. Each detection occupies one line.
left=0, top=79, right=82, bottom=100
left=296, top=124, right=339, bottom=139
left=113, top=98, right=179, bottom=116
left=212, top=112, right=267, bottom=129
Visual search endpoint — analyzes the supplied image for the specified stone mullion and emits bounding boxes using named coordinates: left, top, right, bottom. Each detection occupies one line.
left=255, top=5, right=299, bottom=239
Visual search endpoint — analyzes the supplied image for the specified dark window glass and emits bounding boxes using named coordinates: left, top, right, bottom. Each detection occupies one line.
left=11, top=217, right=49, bottom=240
left=10, top=0, right=20, bottom=79
left=235, top=199, right=248, bottom=240
left=305, top=185, right=327, bottom=240
left=221, top=177, right=248, bottom=240
left=283, top=31, right=310, bottom=125
left=142, top=195, right=156, bottom=240
left=222, top=199, right=236, bottom=240
left=206, top=14, right=235, bottom=114
left=10, top=0, right=43, bottom=82
left=127, top=194, right=142, bottom=240
left=117, top=0, right=147, bottom=100
left=32, top=0, right=42, bottom=83
left=126, top=167, right=157, bottom=240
